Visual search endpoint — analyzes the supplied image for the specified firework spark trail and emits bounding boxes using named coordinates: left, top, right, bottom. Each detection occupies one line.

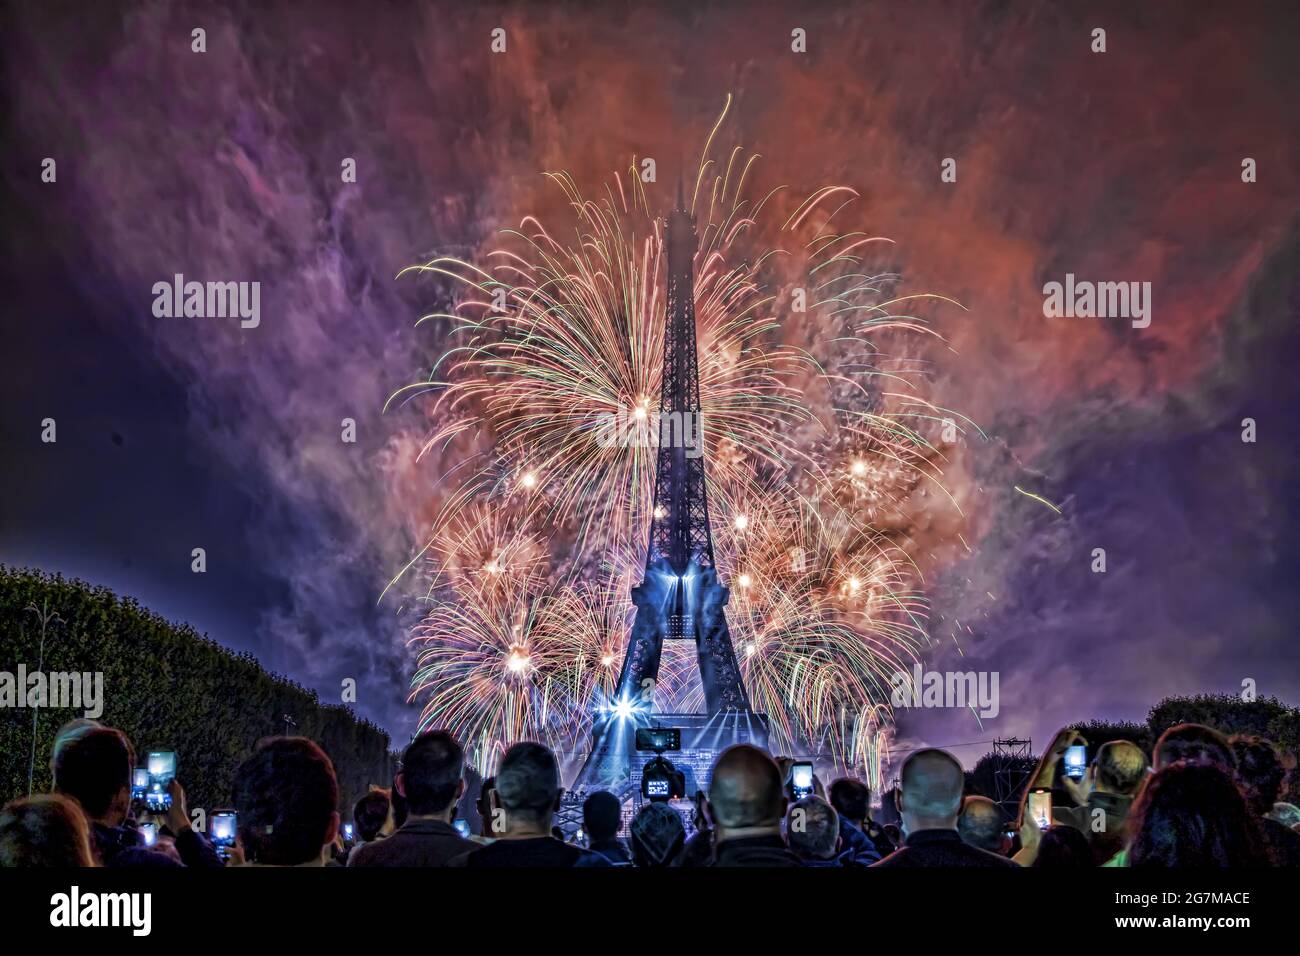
left=1013, top=484, right=1063, bottom=514
left=391, top=102, right=971, bottom=777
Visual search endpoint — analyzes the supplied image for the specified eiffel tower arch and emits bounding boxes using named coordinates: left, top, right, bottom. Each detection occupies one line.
left=567, top=187, right=769, bottom=810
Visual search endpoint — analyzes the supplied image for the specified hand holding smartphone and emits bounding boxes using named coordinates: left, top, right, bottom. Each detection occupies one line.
left=1027, top=789, right=1052, bottom=829
left=208, top=810, right=237, bottom=859
left=791, top=761, right=814, bottom=799
left=145, top=751, right=177, bottom=812
left=131, top=767, right=148, bottom=802
left=1063, top=744, right=1088, bottom=779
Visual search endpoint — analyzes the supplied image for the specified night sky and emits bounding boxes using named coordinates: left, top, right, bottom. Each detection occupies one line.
left=2, top=0, right=1297, bottom=763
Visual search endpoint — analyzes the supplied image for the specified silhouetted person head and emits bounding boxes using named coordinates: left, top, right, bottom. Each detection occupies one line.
left=491, top=742, right=561, bottom=837
left=1032, top=825, right=1095, bottom=868
left=476, top=776, right=496, bottom=837
left=1229, top=735, right=1286, bottom=817
left=786, top=796, right=839, bottom=861
left=0, top=794, right=97, bottom=867
left=233, top=736, right=339, bottom=866
left=897, top=748, right=964, bottom=833
left=398, top=731, right=465, bottom=819
left=582, top=791, right=623, bottom=844
left=48, top=719, right=102, bottom=778
left=456, top=763, right=484, bottom=835
left=707, top=745, right=786, bottom=838
left=1128, top=762, right=1267, bottom=867
left=828, top=777, right=870, bottom=827
left=958, top=795, right=1007, bottom=853
left=52, top=726, right=134, bottom=826
left=353, top=790, right=391, bottom=842
left=389, top=770, right=408, bottom=829
left=1092, top=740, right=1149, bottom=795
left=629, top=802, right=685, bottom=867
left=1154, top=723, right=1233, bottom=772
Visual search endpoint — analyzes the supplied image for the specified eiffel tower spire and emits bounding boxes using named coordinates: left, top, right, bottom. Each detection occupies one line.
left=569, top=186, right=764, bottom=796
left=647, top=191, right=715, bottom=577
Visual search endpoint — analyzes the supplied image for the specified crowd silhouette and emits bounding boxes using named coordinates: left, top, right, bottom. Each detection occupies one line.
left=2, top=717, right=1297, bottom=868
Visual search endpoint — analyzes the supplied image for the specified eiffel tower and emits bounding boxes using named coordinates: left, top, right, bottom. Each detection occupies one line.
left=568, top=186, right=768, bottom=802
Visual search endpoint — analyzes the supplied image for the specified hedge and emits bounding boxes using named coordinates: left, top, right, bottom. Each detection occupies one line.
left=0, top=566, right=394, bottom=817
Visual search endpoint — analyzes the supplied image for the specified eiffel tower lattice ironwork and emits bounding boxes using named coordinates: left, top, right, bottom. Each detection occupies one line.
left=569, top=187, right=766, bottom=797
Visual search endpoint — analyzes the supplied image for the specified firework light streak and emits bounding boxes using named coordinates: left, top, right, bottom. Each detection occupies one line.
left=1013, top=485, right=1063, bottom=514
left=388, top=99, right=975, bottom=782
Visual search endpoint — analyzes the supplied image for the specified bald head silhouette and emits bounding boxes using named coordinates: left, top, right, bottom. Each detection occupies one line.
left=707, top=744, right=786, bottom=831
left=958, top=795, right=1006, bottom=852
left=1093, top=740, right=1148, bottom=795
left=898, top=748, right=964, bottom=831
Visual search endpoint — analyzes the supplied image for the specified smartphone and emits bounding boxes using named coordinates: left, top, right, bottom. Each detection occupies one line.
left=1063, top=744, right=1088, bottom=780
left=791, top=761, right=814, bottom=799
left=139, top=822, right=158, bottom=847
left=453, top=819, right=471, bottom=838
left=145, top=751, right=177, bottom=812
left=342, top=823, right=355, bottom=841
left=1028, top=789, right=1052, bottom=829
left=634, top=728, right=681, bottom=752
left=208, top=810, right=237, bottom=859
left=131, top=768, right=148, bottom=802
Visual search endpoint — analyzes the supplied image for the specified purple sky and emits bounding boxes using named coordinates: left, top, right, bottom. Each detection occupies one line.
left=2, top=0, right=1298, bottom=764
